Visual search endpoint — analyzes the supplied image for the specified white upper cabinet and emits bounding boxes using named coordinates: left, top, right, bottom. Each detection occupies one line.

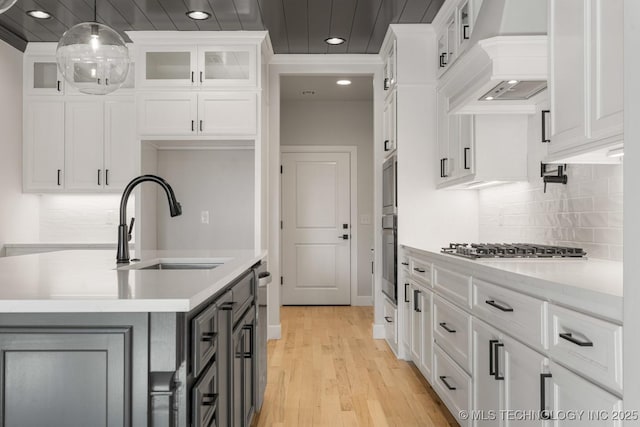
left=137, top=44, right=257, bottom=89
left=383, top=39, right=397, bottom=91
left=137, top=92, right=198, bottom=136
left=23, top=100, right=65, bottom=191
left=104, top=100, right=137, bottom=189
left=64, top=101, right=104, bottom=190
left=547, top=0, right=623, bottom=162
left=25, top=56, right=64, bottom=96
left=383, top=91, right=397, bottom=155
left=197, top=92, right=257, bottom=136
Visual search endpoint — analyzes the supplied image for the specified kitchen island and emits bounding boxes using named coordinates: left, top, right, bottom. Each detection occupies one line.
left=0, top=249, right=267, bottom=427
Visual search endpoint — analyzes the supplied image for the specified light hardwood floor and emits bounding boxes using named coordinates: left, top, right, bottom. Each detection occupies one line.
left=253, top=306, right=458, bottom=427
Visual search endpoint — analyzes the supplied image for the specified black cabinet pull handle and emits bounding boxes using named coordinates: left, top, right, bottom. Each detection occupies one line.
left=485, top=300, right=514, bottom=312
left=441, top=158, right=448, bottom=178
left=57, top=80, right=61, bottom=92
left=559, top=332, right=593, bottom=347
left=464, top=147, right=470, bottom=170
left=439, top=322, right=456, bottom=333
left=384, top=78, right=390, bottom=90
left=489, top=339, right=498, bottom=376
left=57, top=169, right=61, bottom=186
left=540, top=373, right=552, bottom=419
left=384, top=140, right=390, bottom=151
left=200, top=71, right=203, bottom=83
left=401, top=262, right=409, bottom=266
left=191, top=71, right=194, bottom=83
left=541, top=110, right=551, bottom=143
left=413, top=267, right=426, bottom=273
left=243, top=323, right=254, bottom=357
left=201, top=393, right=217, bottom=406
left=384, top=316, right=393, bottom=323
left=494, top=342, right=504, bottom=380
left=404, top=283, right=410, bottom=303
left=440, top=158, right=444, bottom=178
left=105, top=169, right=109, bottom=186
left=191, top=120, right=195, bottom=131
left=97, top=169, right=101, bottom=186
left=199, top=120, right=203, bottom=132
left=413, top=289, right=421, bottom=312
left=201, top=332, right=217, bottom=342
left=463, top=25, right=470, bottom=40
left=439, top=376, right=456, bottom=390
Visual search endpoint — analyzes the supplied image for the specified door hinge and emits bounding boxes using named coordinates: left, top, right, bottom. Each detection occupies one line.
left=280, top=276, right=283, bottom=286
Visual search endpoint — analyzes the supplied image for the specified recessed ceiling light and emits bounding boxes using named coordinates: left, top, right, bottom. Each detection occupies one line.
left=26, top=10, right=51, bottom=19
left=186, top=10, right=210, bottom=20
left=507, top=79, right=519, bottom=84
left=336, top=80, right=351, bottom=86
left=325, top=37, right=346, bottom=45
left=485, top=96, right=494, bottom=100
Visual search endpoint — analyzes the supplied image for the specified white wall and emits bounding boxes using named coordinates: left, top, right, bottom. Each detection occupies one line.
left=0, top=40, right=39, bottom=255
left=281, top=99, right=374, bottom=299
left=154, top=149, right=255, bottom=250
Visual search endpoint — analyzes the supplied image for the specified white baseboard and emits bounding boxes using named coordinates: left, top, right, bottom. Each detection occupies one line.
left=267, top=324, right=281, bottom=340
left=372, top=323, right=385, bottom=339
left=352, top=295, right=373, bottom=306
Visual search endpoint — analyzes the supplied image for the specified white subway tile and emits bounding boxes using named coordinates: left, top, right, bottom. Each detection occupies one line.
left=608, top=176, right=623, bottom=195
left=608, top=212, right=623, bottom=228
left=580, top=212, right=608, bottom=228
left=594, top=228, right=623, bottom=245
left=593, top=194, right=623, bottom=212
left=609, top=245, right=623, bottom=262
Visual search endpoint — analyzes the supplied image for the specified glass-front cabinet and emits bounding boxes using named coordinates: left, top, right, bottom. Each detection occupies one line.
left=138, top=45, right=257, bottom=88
left=25, top=56, right=64, bottom=95
left=459, top=1, right=471, bottom=45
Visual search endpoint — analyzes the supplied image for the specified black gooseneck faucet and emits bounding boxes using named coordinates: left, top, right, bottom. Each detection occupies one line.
left=116, top=175, right=182, bottom=264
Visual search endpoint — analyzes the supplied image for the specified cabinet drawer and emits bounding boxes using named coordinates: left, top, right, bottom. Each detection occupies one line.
left=549, top=305, right=622, bottom=394
left=383, top=296, right=398, bottom=351
left=434, top=345, right=472, bottom=427
left=433, top=296, right=472, bottom=373
left=434, top=266, right=471, bottom=308
left=473, top=279, right=547, bottom=350
left=192, top=360, right=218, bottom=427
left=192, top=303, right=218, bottom=377
left=399, top=254, right=410, bottom=273
left=231, top=271, right=255, bottom=324
left=409, top=258, right=431, bottom=286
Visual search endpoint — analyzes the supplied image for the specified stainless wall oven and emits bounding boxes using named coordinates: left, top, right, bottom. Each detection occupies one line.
left=381, top=214, right=397, bottom=304
left=382, top=155, right=397, bottom=215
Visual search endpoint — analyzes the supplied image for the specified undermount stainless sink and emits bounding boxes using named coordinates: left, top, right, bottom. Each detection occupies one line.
left=139, top=262, right=221, bottom=270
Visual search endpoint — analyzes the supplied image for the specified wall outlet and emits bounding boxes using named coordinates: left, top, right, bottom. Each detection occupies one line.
left=106, top=210, right=115, bottom=225
left=201, top=210, right=210, bottom=224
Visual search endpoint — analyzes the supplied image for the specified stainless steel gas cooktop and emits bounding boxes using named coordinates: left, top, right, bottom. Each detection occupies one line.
left=441, top=243, right=587, bottom=260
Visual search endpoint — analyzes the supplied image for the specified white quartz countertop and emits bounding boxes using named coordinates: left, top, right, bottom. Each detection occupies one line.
left=403, top=246, right=623, bottom=322
left=0, top=249, right=266, bottom=313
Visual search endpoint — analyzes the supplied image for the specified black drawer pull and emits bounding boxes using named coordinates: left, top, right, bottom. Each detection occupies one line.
left=485, top=300, right=514, bottom=312
left=384, top=140, right=390, bottom=151
left=384, top=77, right=390, bottom=90
left=559, top=332, right=593, bottom=347
left=464, top=147, right=470, bottom=170
left=404, top=283, right=410, bottom=303
left=413, top=289, right=421, bottom=313
left=384, top=316, right=393, bottom=323
left=439, top=376, right=456, bottom=390
left=202, top=393, right=217, bottom=406
left=540, top=373, right=552, bottom=419
left=439, top=322, right=456, bottom=333
left=494, top=342, right=504, bottom=380
left=413, top=267, right=426, bottom=273
left=200, top=332, right=216, bottom=342
left=401, top=262, right=409, bottom=266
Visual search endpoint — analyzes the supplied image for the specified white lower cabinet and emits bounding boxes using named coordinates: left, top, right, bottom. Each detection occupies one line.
left=434, top=344, right=472, bottom=427
left=546, top=362, right=622, bottom=426
left=408, top=281, right=433, bottom=381
left=383, top=297, right=398, bottom=354
left=473, top=318, right=548, bottom=427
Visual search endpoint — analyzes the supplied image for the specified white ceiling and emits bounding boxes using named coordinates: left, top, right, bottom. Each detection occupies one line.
left=280, top=76, right=373, bottom=101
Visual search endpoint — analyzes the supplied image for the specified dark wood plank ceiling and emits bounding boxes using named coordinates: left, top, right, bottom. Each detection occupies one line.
left=0, top=0, right=445, bottom=53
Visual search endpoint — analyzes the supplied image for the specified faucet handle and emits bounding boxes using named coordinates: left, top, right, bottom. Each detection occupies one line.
left=128, top=217, right=135, bottom=242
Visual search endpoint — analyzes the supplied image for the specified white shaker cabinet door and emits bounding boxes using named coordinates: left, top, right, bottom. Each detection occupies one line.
left=197, top=92, right=257, bottom=136
left=588, top=0, right=623, bottom=141
left=472, top=319, right=503, bottom=427
left=549, top=0, right=587, bottom=149
left=23, top=100, right=65, bottom=191
left=64, top=101, right=104, bottom=190
left=137, top=92, right=198, bottom=136
left=104, top=99, right=137, bottom=190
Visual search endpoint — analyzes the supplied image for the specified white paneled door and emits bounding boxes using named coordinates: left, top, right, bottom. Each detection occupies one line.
left=281, top=152, right=351, bottom=305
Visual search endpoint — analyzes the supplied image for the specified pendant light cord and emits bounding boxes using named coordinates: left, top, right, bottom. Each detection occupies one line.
left=93, top=0, right=97, bottom=23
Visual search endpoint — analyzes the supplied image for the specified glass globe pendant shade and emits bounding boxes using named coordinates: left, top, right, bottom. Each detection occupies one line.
left=0, top=0, right=17, bottom=14
left=56, top=22, right=130, bottom=95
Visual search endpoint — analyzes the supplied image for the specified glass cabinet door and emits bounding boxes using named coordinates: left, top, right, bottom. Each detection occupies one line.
left=437, top=34, right=447, bottom=70
left=446, top=17, right=457, bottom=67
left=140, top=47, right=197, bottom=87
left=197, top=46, right=257, bottom=87
left=26, top=57, right=63, bottom=95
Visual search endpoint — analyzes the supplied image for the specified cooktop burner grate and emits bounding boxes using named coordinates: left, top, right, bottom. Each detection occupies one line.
left=441, top=243, right=587, bottom=259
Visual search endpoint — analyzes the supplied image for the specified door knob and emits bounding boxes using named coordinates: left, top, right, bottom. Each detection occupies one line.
left=338, top=234, right=349, bottom=240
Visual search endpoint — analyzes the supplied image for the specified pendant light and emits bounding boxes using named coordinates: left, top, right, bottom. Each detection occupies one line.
left=0, top=0, right=17, bottom=14
left=56, top=0, right=130, bottom=95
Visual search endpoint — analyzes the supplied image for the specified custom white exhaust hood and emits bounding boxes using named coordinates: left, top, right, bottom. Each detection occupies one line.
left=440, top=0, right=548, bottom=115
